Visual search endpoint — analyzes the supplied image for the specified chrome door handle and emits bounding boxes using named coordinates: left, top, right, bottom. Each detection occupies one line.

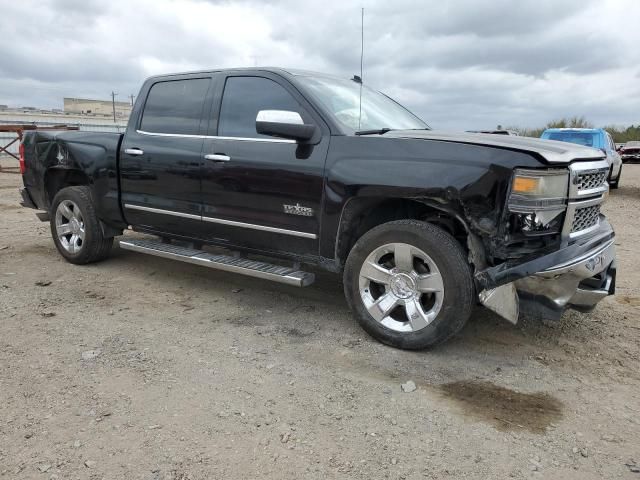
left=204, top=154, right=231, bottom=162
left=124, top=148, right=144, bottom=156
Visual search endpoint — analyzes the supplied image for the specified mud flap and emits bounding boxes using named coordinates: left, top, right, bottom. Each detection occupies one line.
left=479, top=283, right=519, bottom=324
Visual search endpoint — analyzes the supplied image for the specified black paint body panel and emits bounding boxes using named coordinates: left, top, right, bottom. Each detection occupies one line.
left=20, top=67, right=553, bottom=274
left=20, top=130, right=125, bottom=230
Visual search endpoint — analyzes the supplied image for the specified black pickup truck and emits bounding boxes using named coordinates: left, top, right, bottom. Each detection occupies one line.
left=19, top=68, right=616, bottom=349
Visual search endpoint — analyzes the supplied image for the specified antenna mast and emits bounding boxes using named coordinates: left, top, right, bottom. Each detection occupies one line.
left=358, top=7, right=364, bottom=130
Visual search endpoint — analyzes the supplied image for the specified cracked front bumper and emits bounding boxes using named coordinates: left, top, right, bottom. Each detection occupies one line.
left=478, top=219, right=616, bottom=322
left=515, top=238, right=616, bottom=319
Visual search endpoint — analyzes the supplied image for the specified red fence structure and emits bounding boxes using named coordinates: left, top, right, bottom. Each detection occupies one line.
left=0, top=124, right=79, bottom=174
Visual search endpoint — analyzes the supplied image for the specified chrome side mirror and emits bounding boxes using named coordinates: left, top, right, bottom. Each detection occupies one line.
left=255, top=110, right=317, bottom=142
left=256, top=110, right=304, bottom=125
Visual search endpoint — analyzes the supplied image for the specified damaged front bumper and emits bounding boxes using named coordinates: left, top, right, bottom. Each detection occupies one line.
left=477, top=219, right=616, bottom=323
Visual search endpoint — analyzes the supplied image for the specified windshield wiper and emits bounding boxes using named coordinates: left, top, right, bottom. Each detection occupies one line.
left=355, top=128, right=392, bottom=136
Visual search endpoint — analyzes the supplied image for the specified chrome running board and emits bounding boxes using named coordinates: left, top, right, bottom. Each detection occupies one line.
left=118, top=239, right=315, bottom=287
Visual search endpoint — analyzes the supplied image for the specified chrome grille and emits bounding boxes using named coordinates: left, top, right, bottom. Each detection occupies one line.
left=563, top=160, right=609, bottom=243
left=571, top=204, right=600, bottom=233
left=576, top=170, right=607, bottom=192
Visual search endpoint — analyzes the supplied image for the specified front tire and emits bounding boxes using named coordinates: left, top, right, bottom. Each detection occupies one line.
left=50, top=186, right=113, bottom=265
left=343, top=220, right=474, bottom=350
left=609, top=166, right=621, bottom=189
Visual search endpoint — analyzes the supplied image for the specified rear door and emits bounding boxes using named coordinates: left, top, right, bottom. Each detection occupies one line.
left=199, top=73, right=329, bottom=256
left=120, top=75, right=215, bottom=237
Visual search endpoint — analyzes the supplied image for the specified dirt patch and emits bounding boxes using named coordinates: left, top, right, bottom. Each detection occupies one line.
left=439, top=380, right=563, bottom=434
left=0, top=204, right=22, bottom=211
left=616, top=295, right=640, bottom=307
left=612, top=184, right=640, bottom=200
left=2, top=167, right=640, bottom=478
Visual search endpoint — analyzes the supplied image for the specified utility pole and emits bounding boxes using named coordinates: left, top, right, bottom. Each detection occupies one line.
left=111, top=91, right=118, bottom=122
left=129, top=94, right=135, bottom=107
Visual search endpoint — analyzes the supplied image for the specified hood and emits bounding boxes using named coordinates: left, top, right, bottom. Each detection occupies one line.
left=384, top=130, right=605, bottom=164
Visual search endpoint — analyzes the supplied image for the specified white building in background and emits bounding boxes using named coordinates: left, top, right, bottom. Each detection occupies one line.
left=63, top=97, right=132, bottom=118
left=0, top=110, right=128, bottom=131
left=0, top=105, right=129, bottom=157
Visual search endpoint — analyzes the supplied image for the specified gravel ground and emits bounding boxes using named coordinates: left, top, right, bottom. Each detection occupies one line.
left=1, top=159, right=639, bottom=479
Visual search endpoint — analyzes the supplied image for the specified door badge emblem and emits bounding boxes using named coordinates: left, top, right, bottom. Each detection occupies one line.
left=283, top=203, right=314, bottom=217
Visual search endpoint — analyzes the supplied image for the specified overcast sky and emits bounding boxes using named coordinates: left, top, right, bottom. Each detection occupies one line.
left=2, top=0, right=639, bottom=130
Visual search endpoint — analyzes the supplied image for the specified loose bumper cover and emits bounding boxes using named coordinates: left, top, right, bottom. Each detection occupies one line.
left=478, top=218, right=616, bottom=322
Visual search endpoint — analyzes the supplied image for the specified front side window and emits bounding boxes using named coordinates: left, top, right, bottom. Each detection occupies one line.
left=141, top=78, right=210, bottom=135
left=218, top=77, right=303, bottom=138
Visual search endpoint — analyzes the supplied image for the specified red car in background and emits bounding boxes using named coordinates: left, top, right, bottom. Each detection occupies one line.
left=621, top=141, right=640, bottom=163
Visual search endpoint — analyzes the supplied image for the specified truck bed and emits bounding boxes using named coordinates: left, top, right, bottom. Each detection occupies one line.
left=21, top=130, right=126, bottom=229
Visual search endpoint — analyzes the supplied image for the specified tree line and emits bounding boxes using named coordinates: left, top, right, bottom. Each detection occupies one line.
left=504, top=116, right=640, bottom=143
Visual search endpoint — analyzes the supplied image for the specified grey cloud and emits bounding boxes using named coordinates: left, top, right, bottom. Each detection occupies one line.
left=375, top=0, right=592, bottom=37
left=1, top=0, right=639, bottom=130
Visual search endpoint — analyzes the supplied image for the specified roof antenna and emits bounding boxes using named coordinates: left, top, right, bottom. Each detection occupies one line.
left=357, top=7, right=364, bottom=130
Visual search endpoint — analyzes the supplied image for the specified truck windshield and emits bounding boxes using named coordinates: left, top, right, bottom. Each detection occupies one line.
left=296, top=75, right=428, bottom=132
left=542, top=131, right=601, bottom=148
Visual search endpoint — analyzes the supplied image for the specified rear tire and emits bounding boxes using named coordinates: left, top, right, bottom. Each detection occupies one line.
left=50, top=186, right=113, bottom=265
left=343, top=220, right=474, bottom=350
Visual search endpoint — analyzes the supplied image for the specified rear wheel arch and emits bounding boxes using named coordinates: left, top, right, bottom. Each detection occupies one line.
left=44, top=168, right=92, bottom=209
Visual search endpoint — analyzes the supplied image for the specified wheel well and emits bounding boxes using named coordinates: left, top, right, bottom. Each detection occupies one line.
left=336, top=198, right=469, bottom=265
left=44, top=169, right=91, bottom=208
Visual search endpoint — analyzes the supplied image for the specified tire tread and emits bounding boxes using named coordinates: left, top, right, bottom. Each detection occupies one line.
left=343, top=219, right=474, bottom=350
left=50, top=186, right=113, bottom=265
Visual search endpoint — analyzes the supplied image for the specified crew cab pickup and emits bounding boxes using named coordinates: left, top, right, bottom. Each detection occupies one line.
left=19, top=68, right=616, bottom=349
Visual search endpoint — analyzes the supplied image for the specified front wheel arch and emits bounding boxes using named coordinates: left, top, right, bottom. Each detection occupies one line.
left=334, top=197, right=470, bottom=267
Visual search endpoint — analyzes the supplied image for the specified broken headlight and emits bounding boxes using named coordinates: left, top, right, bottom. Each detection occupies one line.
left=508, top=169, right=568, bottom=235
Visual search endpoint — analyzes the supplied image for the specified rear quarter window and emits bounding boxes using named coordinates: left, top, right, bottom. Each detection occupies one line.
left=140, top=78, right=210, bottom=135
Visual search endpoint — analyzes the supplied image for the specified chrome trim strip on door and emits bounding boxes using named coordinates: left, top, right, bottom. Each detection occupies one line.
left=124, top=204, right=201, bottom=221
left=124, top=204, right=317, bottom=239
left=136, top=130, right=295, bottom=144
left=214, top=135, right=296, bottom=144
left=200, top=215, right=317, bottom=239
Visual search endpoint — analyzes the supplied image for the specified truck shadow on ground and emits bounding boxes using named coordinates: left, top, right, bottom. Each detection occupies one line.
left=107, top=245, right=587, bottom=362
left=610, top=184, right=640, bottom=200
left=46, top=246, right=575, bottom=435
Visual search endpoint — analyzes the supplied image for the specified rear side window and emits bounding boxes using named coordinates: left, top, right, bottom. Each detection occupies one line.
left=218, top=77, right=303, bottom=139
left=141, top=78, right=210, bottom=135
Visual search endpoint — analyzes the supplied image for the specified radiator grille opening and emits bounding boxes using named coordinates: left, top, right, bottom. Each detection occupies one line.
left=575, top=170, right=607, bottom=191
left=571, top=204, right=600, bottom=233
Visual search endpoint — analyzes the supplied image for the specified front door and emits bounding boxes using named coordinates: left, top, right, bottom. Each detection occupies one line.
left=200, top=74, right=329, bottom=256
left=120, top=75, right=214, bottom=237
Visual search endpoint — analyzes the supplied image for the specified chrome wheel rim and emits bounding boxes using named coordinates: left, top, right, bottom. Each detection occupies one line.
left=55, top=200, right=85, bottom=254
left=359, top=242, right=444, bottom=333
